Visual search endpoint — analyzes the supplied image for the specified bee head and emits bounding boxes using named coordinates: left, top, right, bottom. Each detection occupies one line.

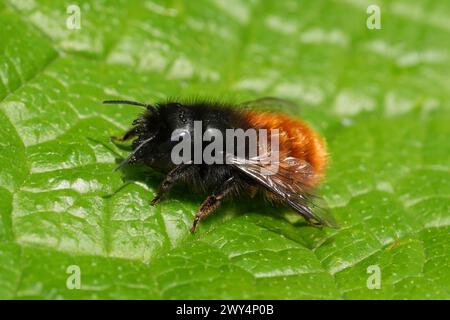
left=103, top=99, right=193, bottom=172
left=103, top=100, right=162, bottom=169
left=128, top=101, right=192, bottom=171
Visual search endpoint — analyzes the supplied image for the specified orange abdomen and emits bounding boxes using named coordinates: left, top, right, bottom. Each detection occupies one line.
left=244, top=111, right=328, bottom=186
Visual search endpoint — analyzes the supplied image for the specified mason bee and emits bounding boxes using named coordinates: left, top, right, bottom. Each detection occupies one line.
left=103, top=97, right=338, bottom=232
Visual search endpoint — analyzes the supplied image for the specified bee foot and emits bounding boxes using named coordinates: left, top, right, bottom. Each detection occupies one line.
left=150, top=196, right=160, bottom=206
left=190, top=217, right=200, bottom=233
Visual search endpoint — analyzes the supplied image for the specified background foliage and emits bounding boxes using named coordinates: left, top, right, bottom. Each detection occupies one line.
left=0, top=0, right=449, bottom=299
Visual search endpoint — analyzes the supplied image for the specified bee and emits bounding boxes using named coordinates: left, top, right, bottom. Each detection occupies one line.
left=103, top=97, right=338, bottom=232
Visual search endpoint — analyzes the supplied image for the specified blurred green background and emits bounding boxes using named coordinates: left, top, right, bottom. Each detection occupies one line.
left=0, top=0, right=448, bottom=299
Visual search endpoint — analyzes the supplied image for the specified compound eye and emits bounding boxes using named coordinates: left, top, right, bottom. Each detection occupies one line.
left=171, top=129, right=190, bottom=140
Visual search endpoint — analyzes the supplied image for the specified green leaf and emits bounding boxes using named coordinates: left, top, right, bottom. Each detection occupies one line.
left=0, top=0, right=449, bottom=299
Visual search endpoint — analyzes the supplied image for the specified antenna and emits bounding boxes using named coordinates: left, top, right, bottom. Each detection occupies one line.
left=103, top=100, right=152, bottom=108
left=114, top=134, right=156, bottom=171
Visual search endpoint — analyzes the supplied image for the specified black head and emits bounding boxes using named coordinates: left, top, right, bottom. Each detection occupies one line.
left=103, top=100, right=194, bottom=172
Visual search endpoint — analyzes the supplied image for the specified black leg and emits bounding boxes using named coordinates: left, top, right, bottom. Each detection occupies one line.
left=150, top=164, right=193, bottom=206
left=190, top=176, right=236, bottom=233
left=111, top=127, right=139, bottom=142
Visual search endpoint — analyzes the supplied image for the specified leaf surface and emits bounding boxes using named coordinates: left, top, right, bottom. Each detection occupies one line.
left=0, top=0, right=449, bottom=299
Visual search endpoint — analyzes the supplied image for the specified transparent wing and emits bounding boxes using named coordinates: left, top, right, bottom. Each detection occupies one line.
left=238, top=96, right=300, bottom=116
left=229, top=156, right=339, bottom=228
